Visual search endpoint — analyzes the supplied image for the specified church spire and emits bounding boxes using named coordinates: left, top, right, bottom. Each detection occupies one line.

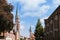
left=15, top=5, right=20, bottom=40
left=30, top=26, right=32, bottom=40
left=30, top=26, right=32, bottom=32
left=15, top=6, right=18, bottom=20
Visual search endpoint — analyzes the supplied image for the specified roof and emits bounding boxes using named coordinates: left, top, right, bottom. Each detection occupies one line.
left=45, top=5, right=60, bottom=21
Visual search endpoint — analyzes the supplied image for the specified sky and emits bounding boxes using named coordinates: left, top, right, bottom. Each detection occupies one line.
left=7, top=0, right=60, bottom=37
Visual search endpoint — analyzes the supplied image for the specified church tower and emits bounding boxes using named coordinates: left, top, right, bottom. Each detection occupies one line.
left=29, top=26, right=35, bottom=40
left=15, top=6, right=20, bottom=40
left=29, top=26, right=32, bottom=40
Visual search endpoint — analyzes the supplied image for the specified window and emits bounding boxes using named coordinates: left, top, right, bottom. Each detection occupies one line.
left=50, top=20, right=52, bottom=24
left=54, top=15, right=58, bottom=20
left=46, top=23, right=49, bottom=26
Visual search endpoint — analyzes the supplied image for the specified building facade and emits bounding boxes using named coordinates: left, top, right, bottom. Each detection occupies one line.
left=44, top=6, right=60, bottom=40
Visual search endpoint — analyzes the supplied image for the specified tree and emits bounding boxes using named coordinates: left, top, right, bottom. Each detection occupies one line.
left=34, top=19, right=44, bottom=40
left=20, top=38, right=23, bottom=40
left=0, top=0, right=14, bottom=33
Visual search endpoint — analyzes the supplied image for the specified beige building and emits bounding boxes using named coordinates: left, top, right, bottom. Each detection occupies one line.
left=44, top=5, right=60, bottom=40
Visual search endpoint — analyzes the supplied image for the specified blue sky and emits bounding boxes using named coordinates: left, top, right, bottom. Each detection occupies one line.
left=7, top=0, right=60, bottom=37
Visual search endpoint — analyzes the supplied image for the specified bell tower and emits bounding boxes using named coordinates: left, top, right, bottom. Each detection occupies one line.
left=15, top=6, right=20, bottom=40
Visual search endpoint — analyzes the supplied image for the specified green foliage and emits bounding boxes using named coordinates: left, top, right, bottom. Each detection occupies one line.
left=0, top=0, right=14, bottom=32
left=20, top=38, right=23, bottom=40
left=3, top=4, right=13, bottom=12
left=34, top=19, right=44, bottom=40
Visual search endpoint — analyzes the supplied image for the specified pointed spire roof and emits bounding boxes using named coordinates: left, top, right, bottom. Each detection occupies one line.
left=15, top=6, right=18, bottom=19
left=30, top=26, right=32, bottom=32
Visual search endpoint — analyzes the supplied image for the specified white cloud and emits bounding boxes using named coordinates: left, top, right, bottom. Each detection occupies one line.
left=20, top=0, right=46, bottom=6
left=7, top=0, right=50, bottom=17
left=20, top=21, right=25, bottom=31
left=22, top=5, right=50, bottom=17
left=20, top=24, right=25, bottom=30
left=19, top=0, right=49, bottom=17
left=40, top=16, right=48, bottom=27
left=7, top=0, right=19, bottom=3
left=20, top=21, right=25, bottom=24
left=31, top=25, right=35, bottom=29
left=7, top=0, right=46, bottom=4
left=53, top=0, right=60, bottom=6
